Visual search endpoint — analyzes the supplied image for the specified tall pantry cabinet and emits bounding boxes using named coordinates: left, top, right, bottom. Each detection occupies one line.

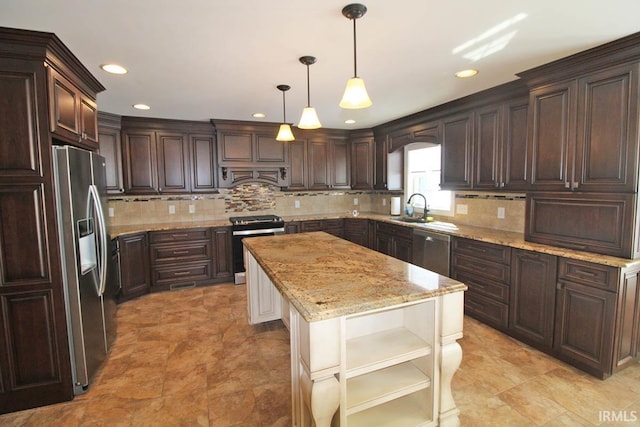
left=0, top=28, right=105, bottom=413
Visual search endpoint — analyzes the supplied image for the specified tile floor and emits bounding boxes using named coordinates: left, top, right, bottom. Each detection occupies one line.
left=1, top=283, right=639, bottom=426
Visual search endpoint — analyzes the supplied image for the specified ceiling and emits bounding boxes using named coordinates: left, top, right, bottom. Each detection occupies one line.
left=2, top=1, right=640, bottom=130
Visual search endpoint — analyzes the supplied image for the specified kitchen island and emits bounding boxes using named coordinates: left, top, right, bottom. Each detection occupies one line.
left=242, top=231, right=467, bottom=427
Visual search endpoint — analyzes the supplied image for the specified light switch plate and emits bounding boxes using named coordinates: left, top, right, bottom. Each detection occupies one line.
left=497, top=207, right=505, bottom=219
left=169, top=205, right=175, bottom=214
left=189, top=204, right=195, bottom=213
left=353, top=198, right=359, bottom=205
left=294, top=200, right=300, bottom=209
left=456, top=204, right=468, bottom=215
left=382, top=198, right=387, bottom=206
left=108, top=207, right=114, bottom=217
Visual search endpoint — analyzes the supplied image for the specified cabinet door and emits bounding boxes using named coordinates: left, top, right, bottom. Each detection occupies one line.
left=441, top=112, right=473, bottom=189
left=190, top=133, right=217, bottom=192
left=344, top=219, right=369, bottom=247
left=217, top=130, right=253, bottom=164
left=375, top=232, right=393, bottom=256
left=308, top=140, right=330, bottom=189
left=474, top=104, right=501, bottom=189
left=373, top=136, right=388, bottom=190
left=288, top=139, right=307, bottom=190
left=255, top=134, right=288, bottom=164
left=98, top=125, right=124, bottom=194
left=331, top=138, right=350, bottom=189
left=554, top=280, right=616, bottom=377
left=212, top=227, right=233, bottom=279
left=122, top=130, right=158, bottom=194
left=351, top=137, right=373, bottom=190
left=528, top=80, right=577, bottom=190
left=574, top=63, right=639, bottom=192
left=509, top=249, right=557, bottom=350
left=156, top=132, right=190, bottom=193
left=393, top=237, right=413, bottom=263
left=502, top=97, right=530, bottom=190
left=48, top=67, right=79, bottom=142
left=79, top=96, right=99, bottom=147
left=118, top=233, right=151, bottom=302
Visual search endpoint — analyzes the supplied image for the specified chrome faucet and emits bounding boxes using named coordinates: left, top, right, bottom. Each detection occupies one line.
left=407, top=193, right=429, bottom=220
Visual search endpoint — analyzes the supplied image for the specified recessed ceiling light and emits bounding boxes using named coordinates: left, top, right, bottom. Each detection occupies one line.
left=252, top=113, right=266, bottom=118
left=455, top=69, right=479, bottom=78
left=132, top=104, right=150, bottom=110
left=345, top=119, right=356, bottom=124
left=100, top=64, right=128, bottom=75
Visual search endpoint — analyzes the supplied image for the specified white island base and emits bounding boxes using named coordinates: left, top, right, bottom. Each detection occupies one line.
left=245, top=249, right=464, bottom=427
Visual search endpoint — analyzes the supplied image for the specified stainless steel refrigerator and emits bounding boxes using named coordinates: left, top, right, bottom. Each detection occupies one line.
left=53, top=145, right=117, bottom=395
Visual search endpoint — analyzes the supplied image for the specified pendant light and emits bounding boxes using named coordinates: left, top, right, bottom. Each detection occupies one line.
left=298, top=56, right=322, bottom=129
left=339, top=3, right=372, bottom=109
left=276, top=85, right=295, bottom=142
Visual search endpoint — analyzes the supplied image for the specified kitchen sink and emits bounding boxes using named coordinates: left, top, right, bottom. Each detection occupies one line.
left=390, top=216, right=429, bottom=223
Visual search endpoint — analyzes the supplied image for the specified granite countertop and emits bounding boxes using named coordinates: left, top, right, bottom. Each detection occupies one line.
left=243, top=231, right=467, bottom=322
left=108, top=212, right=640, bottom=269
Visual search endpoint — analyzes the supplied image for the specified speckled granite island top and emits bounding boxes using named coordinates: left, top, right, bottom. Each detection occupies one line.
left=242, top=231, right=468, bottom=322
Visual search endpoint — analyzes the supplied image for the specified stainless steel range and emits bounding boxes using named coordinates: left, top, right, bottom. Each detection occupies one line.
left=229, top=215, right=285, bottom=284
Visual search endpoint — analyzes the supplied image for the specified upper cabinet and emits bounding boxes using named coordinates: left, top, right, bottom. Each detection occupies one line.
left=121, top=117, right=216, bottom=194
left=97, top=112, right=124, bottom=194
left=440, top=111, right=474, bottom=190
left=520, top=45, right=640, bottom=194
left=350, top=130, right=374, bottom=190
left=307, top=135, right=351, bottom=190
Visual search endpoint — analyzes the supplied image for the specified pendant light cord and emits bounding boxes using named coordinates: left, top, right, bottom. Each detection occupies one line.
left=352, top=18, right=358, bottom=78
left=282, top=90, right=287, bottom=123
left=306, top=64, right=311, bottom=107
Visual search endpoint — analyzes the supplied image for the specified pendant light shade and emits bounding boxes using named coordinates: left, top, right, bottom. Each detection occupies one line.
left=276, top=85, right=295, bottom=142
left=340, top=3, right=372, bottom=109
left=298, top=56, right=322, bottom=130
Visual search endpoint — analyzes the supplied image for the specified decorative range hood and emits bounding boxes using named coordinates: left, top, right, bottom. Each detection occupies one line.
left=210, top=119, right=291, bottom=188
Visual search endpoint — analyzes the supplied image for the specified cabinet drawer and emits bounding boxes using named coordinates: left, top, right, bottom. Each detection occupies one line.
left=376, top=222, right=412, bottom=240
left=557, top=258, right=619, bottom=292
left=453, top=270, right=509, bottom=303
left=150, top=228, right=210, bottom=244
left=324, top=218, right=344, bottom=228
left=464, top=292, right=509, bottom=329
left=301, top=220, right=324, bottom=232
left=151, top=261, right=213, bottom=289
left=451, top=253, right=510, bottom=284
left=150, top=242, right=211, bottom=264
left=452, top=238, right=511, bottom=264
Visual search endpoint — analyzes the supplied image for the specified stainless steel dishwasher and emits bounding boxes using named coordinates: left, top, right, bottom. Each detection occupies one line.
left=412, top=228, right=451, bottom=276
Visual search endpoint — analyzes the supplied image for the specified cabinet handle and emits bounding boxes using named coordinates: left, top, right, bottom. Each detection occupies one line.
left=173, top=271, right=191, bottom=276
left=172, top=234, right=189, bottom=239
left=172, top=250, right=190, bottom=255
left=564, top=182, right=571, bottom=189
left=575, top=269, right=596, bottom=277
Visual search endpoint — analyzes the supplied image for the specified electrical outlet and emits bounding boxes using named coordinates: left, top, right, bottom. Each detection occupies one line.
left=382, top=198, right=387, bottom=206
left=456, top=204, right=468, bottom=215
left=169, top=205, right=175, bottom=214
left=353, top=198, right=359, bottom=205
left=294, top=200, right=300, bottom=209
left=189, top=204, right=195, bottom=214
left=108, top=207, right=114, bottom=217
left=497, top=207, right=505, bottom=219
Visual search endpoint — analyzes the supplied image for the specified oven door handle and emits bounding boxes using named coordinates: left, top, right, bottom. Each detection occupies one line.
left=232, top=227, right=285, bottom=236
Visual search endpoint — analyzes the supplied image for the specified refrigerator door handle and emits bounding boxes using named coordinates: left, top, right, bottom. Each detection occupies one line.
left=89, top=184, right=108, bottom=296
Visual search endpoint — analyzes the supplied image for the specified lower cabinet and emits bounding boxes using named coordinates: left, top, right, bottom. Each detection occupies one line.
left=212, top=226, right=233, bottom=280
left=375, top=222, right=412, bottom=262
left=344, top=218, right=370, bottom=248
left=118, top=232, right=151, bottom=302
left=451, top=238, right=511, bottom=330
left=149, top=228, right=214, bottom=292
left=509, top=249, right=557, bottom=351
left=300, top=219, right=345, bottom=238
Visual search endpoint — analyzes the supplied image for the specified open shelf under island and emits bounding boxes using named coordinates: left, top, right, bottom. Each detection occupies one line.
left=242, top=231, right=468, bottom=427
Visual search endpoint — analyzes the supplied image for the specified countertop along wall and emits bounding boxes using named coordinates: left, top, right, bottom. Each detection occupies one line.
left=106, top=184, right=526, bottom=234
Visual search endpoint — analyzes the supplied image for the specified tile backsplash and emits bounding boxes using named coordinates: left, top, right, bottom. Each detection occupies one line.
left=107, top=185, right=525, bottom=234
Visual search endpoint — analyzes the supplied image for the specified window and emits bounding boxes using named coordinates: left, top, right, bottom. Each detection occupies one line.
left=405, top=143, right=453, bottom=216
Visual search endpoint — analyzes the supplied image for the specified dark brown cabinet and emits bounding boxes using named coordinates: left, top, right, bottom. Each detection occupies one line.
left=440, top=112, right=473, bottom=190
left=118, top=232, right=151, bottom=302
left=509, top=249, right=557, bottom=350
left=375, top=222, right=412, bottom=262
left=48, top=67, right=99, bottom=150
left=308, top=137, right=351, bottom=190
left=526, top=63, right=639, bottom=192
left=0, top=28, right=105, bottom=413
left=451, top=238, right=511, bottom=330
left=300, top=219, right=344, bottom=238
left=288, top=140, right=308, bottom=190
left=474, top=97, right=529, bottom=190
left=350, top=132, right=374, bottom=190
left=121, top=117, right=216, bottom=194
left=525, top=192, right=637, bottom=259
left=285, top=221, right=301, bottom=234
left=344, top=218, right=369, bottom=247
left=98, top=112, right=124, bottom=194
left=212, top=226, right=233, bottom=280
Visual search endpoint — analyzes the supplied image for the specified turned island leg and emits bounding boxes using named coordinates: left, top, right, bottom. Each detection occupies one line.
left=439, top=292, right=465, bottom=427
